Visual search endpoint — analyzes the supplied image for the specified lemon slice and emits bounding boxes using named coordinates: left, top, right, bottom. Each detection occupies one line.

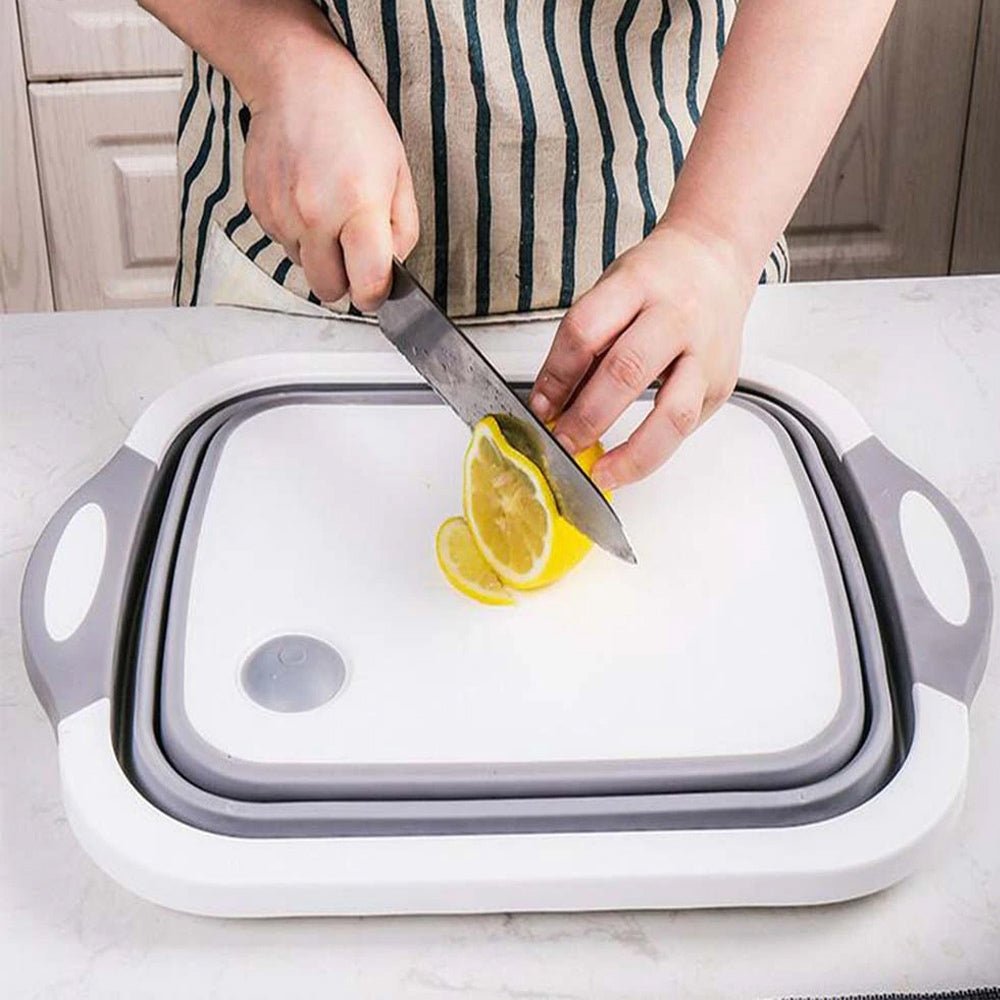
left=435, top=516, right=514, bottom=606
left=462, top=417, right=605, bottom=590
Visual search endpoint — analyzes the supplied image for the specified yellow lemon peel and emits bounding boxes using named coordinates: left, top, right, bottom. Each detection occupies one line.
left=461, top=417, right=606, bottom=590
left=435, top=516, right=514, bottom=606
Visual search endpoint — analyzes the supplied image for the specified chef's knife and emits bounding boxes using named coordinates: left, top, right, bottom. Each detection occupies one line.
left=377, top=260, right=636, bottom=564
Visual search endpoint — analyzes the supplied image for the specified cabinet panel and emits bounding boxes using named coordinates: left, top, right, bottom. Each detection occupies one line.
left=30, top=78, right=181, bottom=310
left=20, top=0, right=184, bottom=80
left=952, top=1, right=1000, bottom=274
left=2, top=0, right=53, bottom=311
left=788, top=0, right=981, bottom=281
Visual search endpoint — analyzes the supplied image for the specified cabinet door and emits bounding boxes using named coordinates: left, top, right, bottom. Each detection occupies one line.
left=19, top=0, right=184, bottom=80
left=30, top=78, right=181, bottom=310
left=788, top=0, right=981, bottom=281
left=2, top=0, right=52, bottom=311
left=952, top=0, right=1000, bottom=274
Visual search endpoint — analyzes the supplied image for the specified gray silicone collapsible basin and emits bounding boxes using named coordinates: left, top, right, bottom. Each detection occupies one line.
left=158, top=391, right=864, bottom=802
left=114, top=386, right=900, bottom=837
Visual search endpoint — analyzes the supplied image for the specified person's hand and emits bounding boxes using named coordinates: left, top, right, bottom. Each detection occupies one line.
left=242, top=34, right=418, bottom=311
left=529, top=224, right=755, bottom=491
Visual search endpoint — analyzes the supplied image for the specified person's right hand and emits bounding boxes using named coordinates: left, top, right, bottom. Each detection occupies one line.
left=241, top=33, right=418, bottom=311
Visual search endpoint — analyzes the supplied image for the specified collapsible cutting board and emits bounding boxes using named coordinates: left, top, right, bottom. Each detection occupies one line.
left=21, top=349, right=992, bottom=916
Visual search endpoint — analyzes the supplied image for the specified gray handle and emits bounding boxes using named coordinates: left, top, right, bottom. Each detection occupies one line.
left=842, top=437, right=992, bottom=705
left=20, top=446, right=155, bottom=730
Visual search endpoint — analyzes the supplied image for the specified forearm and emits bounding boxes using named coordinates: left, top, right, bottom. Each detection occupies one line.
left=138, top=0, right=342, bottom=108
left=662, top=0, right=896, bottom=279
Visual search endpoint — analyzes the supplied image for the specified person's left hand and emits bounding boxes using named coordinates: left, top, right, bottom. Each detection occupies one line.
left=529, top=223, right=756, bottom=491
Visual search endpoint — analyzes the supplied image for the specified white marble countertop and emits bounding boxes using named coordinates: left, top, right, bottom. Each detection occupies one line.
left=2, top=276, right=998, bottom=999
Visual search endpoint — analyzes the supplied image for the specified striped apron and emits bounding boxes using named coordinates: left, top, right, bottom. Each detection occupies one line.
left=175, top=0, right=789, bottom=317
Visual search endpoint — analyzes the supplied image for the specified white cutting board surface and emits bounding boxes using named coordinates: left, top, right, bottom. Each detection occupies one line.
left=180, top=400, right=845, bottom=766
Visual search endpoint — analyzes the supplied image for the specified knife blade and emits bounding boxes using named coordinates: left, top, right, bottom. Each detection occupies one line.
left=377, top=261, right=636, bottom=564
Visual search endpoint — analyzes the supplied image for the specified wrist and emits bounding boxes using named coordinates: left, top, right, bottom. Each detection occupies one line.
left=650, top=210, right=759, bottom=300
left=234, top=20, right=346, bottom=112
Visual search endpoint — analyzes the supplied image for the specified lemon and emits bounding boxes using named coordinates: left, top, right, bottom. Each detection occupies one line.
left=462, top=416, right=605, bottom=590
left=435, top=516, right=514, bottom=606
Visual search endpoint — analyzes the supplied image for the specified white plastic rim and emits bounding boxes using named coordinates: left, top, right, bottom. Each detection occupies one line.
left=43, top=502, right=107, bottom=642
left=738, top=355, right=872, bottom=458
left=899, top=490, right=972, bottom=626
left=56, top=684, right=968, bottom=917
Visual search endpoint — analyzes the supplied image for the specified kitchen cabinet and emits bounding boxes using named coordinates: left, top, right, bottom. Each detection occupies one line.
left=787, top=0, right=985, bottom=281
left=11, top=0, right=184, bottom=312
left=953, top=0, right=1000, bottom=274
left=2, top=0, right=997, bottom=313
left=2, top=0, right=52, bottom=311
left=19, top=0, right=184, bottom=80
left=30, top=79, right=182, bottom=309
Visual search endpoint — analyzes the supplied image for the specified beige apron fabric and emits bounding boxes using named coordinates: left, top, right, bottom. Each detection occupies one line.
left=198, top=221, right=330, bottom=316
left=176, top=0, right=787, bottom=317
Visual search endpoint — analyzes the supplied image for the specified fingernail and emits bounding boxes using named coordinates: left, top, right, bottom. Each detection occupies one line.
left=555, top=431, right=576, bottom=454
left=593, top=468, right=617, bottom=492
left=530, top=391, right=553, bottom=421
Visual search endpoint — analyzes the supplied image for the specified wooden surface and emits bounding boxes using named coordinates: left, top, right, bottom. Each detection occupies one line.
left=952, top=1, right=1000, bottom=274
left=788, top=0, right=982, bottom=281
left=30, top=78, right=181, bottom=310
left=1, top=0, right=53, bottom=312
left=19, top=0, right=184, bottom=81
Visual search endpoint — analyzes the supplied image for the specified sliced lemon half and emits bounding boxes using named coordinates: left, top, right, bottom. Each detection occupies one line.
left=462, top=416, right=605, bottom=590
left=435, top=516, right=514, bottom=606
